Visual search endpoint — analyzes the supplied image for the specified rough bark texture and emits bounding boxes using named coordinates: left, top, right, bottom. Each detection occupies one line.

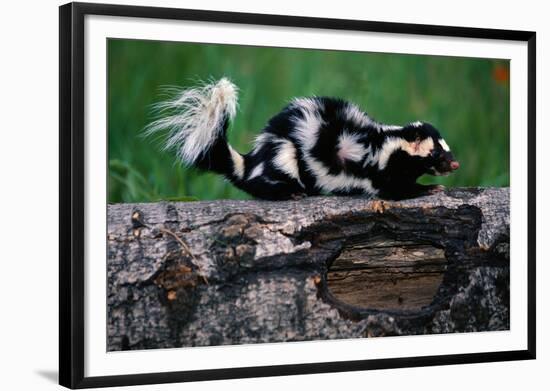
left=107, top=187, right=509, bottom=351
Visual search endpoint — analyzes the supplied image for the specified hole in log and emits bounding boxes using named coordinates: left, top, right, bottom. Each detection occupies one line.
left=326, top=235, right=447, bottom=312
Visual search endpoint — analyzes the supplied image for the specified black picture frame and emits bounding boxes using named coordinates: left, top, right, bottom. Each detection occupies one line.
left=59, top=2, right=536, bottom=389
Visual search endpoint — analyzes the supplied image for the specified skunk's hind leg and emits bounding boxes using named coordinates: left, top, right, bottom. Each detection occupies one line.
left=238, top=174, right=307, bottom=200
left=235, top=141, right=310, bottom=200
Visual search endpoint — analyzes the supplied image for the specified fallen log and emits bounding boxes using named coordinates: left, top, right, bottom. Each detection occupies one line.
left=107, top=187, right=509, bottom=351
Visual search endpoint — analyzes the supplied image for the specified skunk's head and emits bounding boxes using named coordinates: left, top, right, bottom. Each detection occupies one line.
left=399, top=121, right=459, bottom=176
left=379, top=122, right=459, bottom=180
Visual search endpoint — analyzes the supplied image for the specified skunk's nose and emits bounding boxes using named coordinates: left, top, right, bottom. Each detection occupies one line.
left=450, top=161, right=460, bottom=170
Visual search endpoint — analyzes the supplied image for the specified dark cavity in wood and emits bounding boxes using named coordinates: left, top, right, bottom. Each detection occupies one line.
left=327, top=236, right=447, bottom=311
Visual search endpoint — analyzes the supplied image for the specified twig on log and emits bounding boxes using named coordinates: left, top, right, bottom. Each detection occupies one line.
left=131, top=210, right=208, bottom=284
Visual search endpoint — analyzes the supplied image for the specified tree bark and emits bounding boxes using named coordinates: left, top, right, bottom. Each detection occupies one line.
left=107, top=187, right=509, bottom=351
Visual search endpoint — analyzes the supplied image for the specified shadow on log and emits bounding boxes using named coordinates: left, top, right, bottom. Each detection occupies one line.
left=107, top=187, right=509, bottom=351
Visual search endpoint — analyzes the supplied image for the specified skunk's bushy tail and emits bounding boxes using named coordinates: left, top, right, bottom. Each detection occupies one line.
left=145, top=77, right=245, bottom=180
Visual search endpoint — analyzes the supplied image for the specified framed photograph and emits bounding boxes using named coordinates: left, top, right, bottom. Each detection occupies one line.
left=59, top=1, right=536, bottom=388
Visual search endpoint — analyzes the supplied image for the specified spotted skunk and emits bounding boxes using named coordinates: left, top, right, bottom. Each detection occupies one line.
left=145, top=77, right=459, bottom=201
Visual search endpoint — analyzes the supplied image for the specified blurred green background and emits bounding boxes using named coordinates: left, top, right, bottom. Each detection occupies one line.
left=108, top=39, right=509, bottom=203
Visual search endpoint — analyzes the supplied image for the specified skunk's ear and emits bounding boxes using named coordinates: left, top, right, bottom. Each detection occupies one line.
left=406, top=137, right=434, bottom=157
left=411, top=136, right=422, bottom=153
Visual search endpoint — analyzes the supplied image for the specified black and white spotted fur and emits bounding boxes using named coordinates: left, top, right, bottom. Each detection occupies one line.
left=146, top=78, right=459, bottom=200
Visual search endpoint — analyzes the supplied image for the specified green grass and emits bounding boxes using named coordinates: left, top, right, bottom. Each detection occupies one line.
left=108, top=39, right=510, bottom=203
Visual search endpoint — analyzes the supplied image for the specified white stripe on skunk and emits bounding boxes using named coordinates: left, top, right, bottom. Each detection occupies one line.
left=145, top=77, right=238, bottom=165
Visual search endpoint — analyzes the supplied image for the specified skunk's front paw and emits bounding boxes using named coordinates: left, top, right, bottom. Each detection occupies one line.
left=290, top=193, right=308, bottom=200
left=427, top=184, right=446, bottom=194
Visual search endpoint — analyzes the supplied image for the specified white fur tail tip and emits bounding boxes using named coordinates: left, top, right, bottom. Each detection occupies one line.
left=145, top=77, right=239, bottom=165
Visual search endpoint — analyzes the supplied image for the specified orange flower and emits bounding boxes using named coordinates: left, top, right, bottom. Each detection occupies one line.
left=493, top=65, right=509, bottom=84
